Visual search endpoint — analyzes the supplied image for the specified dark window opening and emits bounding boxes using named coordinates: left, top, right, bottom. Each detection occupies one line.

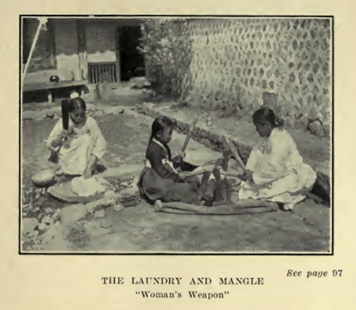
left=117, top=26, right=145, bottom=81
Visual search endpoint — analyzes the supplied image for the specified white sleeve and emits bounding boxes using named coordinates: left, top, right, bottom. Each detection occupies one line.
left=87, top=117, right=107, bottom=160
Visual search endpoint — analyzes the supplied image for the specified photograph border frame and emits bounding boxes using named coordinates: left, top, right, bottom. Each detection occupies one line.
left=18, top=14, right=334, bottom=256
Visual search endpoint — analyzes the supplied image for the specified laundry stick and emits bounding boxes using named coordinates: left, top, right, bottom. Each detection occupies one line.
left=222, top=134, right=247, bottom=171
left=180, top=117, right=198, bottom=155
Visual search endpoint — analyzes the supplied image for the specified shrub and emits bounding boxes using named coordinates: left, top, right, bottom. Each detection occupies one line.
left=138, top=18, right=193, bottom=99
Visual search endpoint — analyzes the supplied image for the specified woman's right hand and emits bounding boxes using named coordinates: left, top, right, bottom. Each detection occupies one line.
left=61, top=130, right=72, bottom=148
left=61, top=130, right=70, bottom=139
left=178, top=151, right=186, bottom=159
left=238, top=169, right=253, bottom=181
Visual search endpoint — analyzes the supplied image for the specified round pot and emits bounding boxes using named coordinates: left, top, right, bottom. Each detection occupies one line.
left=31, top=169, right=55, bottom=187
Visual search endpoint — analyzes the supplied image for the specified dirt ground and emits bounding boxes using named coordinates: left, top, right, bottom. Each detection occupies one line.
left=21, top=105, right=331, bottom=253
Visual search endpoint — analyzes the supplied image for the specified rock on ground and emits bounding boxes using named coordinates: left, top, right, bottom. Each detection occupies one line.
left=130, top=77, right=151, bottom=89
left=23, top=218, right=39, bottom=235
left=60, top=204, right=87, bottom=227
left=23, top=111, right=39, bottom=121
left=85, top=195, right=120, bottom=214
left=104, top=190, right=117, bottom=198
left=52, top=211, right=61, bottom=221
left=42, top=216, right=52, bottom=224
left=95, top=210, right=105, bottom=218
left=41, top=222, right=64, bottom=246
left=46, top=110, right=55, bottom=118
left=113, top=204, right=125, bottom=212
left=28, top=230, right=39, bottom=238
left=38, top=223, right=49, bottom=233
left=45, top=207, right=54, bottom=214
left=118, top=187, right=140, bottom=207
left=100, top=219, right=113, bottom=228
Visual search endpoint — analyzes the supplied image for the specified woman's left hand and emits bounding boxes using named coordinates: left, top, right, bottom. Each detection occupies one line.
left=178, top=151, right=186, bottom=159
left=249, top=181, right=270, bottom=192
left=174, top=152, right=185, bottom=165
left=238, top=169, right=253, bottom=181
left=178, top=171, right=190, bottom=180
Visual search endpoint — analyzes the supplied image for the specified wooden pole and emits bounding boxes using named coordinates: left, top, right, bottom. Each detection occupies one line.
left=22, top=19, right=43, bottom=85
left=181, top=117, right=198, bottom=154
left=222, top=134, right=247, bottom=171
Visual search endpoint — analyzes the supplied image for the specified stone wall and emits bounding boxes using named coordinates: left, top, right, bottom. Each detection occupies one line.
left=178, top=18, right=332, bottom=138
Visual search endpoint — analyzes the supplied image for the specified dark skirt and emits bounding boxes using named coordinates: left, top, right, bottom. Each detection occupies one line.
left=137, top=166, right=202, bottom=204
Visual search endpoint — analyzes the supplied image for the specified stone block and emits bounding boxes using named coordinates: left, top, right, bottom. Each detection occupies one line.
left=307, top=107, right=319, bottom=121
left=323, top=125, right=331, bottom=138
left=262, top=92, right=279, bottom=107
left=60, top=204, right=87, bottom=227
left=23, top=111, right=38, bottom=120
left=46, top=110, right=55, bottom=118
left=309, top=120, right=324, bottom=137
left=23, top=218, right=39, bottom=235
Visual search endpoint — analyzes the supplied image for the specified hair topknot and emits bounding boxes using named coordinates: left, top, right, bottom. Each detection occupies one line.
left=68, top=97, right=86, bottom=113
left=149, top=115, right=175, bottom=142
left=252, top=106, right=284, bottom=128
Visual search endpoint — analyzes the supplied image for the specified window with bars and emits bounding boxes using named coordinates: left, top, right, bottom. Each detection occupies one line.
left=88, top=62, right=118, bottom=84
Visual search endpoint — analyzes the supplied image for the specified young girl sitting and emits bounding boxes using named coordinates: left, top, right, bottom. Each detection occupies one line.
left=238, top=107, right=317, bottom=211
left=47, top=95, right=107, bottom=179
left=137, top=115, right=219, bottom=206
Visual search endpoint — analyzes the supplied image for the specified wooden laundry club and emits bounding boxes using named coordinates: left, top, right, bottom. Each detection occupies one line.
left=181, top=116, right=198, bottom=155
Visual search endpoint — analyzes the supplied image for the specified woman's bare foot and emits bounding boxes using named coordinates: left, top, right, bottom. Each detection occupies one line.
left=154, top=200, right=163, bottom=211
left=282, top=203, right=295, bottom=211
left=55, top=168, right=63, bottom=176
left=203, top=179, right=216, bottom=207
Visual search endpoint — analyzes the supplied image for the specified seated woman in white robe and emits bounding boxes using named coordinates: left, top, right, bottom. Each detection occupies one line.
left=238, top=107, right=317, bottom=211
left=47, top=96, right=107, bottom=179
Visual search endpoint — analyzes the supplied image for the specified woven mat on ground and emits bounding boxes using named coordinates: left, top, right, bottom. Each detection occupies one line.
left=155, top=200, right=278, bottom=215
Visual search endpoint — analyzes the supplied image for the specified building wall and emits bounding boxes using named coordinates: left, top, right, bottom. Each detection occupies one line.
left=25, top=20, right=79, bottom=83
left=54, top=19, right=81, bottom=81
left=24, top=19, right=119, bottom=84
left=85, top=20, right=117, bottom=63
left=181, top=18, right=331, bottom=137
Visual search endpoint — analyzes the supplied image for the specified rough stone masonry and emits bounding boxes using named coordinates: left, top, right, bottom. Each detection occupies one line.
left=154, top=18, right=331, bottom=138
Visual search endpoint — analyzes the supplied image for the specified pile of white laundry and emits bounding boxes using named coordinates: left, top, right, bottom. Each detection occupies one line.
left=71, top=176, right=108, bottom=197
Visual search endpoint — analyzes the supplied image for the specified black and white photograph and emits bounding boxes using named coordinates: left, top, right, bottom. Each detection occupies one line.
left=20, top=16, right=333, bottom=253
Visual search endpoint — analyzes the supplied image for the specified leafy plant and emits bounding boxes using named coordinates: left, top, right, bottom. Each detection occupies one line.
left=138, top=18, right=193, bottom=99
